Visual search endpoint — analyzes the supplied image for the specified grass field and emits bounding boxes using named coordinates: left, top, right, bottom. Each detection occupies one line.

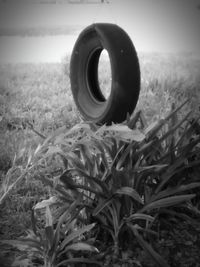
left=0, top=52, right=200, bottom=266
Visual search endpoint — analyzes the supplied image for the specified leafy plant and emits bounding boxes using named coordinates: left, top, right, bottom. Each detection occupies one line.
left=2, top=198, right=99, bottom=267
left=39, top=101, right=199, bottom=266
left=1, top=101, right=200, bottom=267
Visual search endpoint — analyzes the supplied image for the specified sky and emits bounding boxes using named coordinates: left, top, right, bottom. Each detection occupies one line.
left=0, top=0, right=200, bottom=62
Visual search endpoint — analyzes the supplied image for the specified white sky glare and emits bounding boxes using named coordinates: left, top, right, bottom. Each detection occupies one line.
left=66, top=0, right=200, bottom=54
left=0, top=0, right=200, bottom=62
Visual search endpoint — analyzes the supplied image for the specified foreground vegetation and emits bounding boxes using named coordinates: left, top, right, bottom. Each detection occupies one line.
left=0, top=52, right=200, bottom=266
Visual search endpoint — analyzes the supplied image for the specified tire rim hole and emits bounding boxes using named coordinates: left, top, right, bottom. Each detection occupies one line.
left=98, top=49, right=112, bottom=100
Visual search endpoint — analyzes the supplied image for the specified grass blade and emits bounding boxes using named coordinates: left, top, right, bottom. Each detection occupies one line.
left=59, top=223, right=95, bottom=250
left=56, top=258, right=101, bottom=267
left=151, top=182, right=200, bottom=202
left=64, top=242, right=98, bottom=252
left=93, top=198, right=113, bottom=216
left=141, top=194, right=195, bottom=213
left=126, top=213, right=154, bottom=223
left=129, top=225, right=169, bottom=267
left=114, top=186, right=143, bottom=204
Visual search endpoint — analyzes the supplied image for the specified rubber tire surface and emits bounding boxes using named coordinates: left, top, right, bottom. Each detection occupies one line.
left=70, top=23, right=140, bottom=125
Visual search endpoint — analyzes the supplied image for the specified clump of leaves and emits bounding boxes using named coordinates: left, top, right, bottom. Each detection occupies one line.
left=2, top=197, right=99, bottom=267
left=55, top=101, right=199, bottom=266
left=1, top=101, right=200, bottom=267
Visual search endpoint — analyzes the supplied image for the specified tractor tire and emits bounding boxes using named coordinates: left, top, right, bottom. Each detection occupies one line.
left=70, top=23, right=140, bottom=125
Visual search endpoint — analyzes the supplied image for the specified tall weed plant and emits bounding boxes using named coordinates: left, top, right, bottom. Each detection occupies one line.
left=1, top=101, right=200, bottom=267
